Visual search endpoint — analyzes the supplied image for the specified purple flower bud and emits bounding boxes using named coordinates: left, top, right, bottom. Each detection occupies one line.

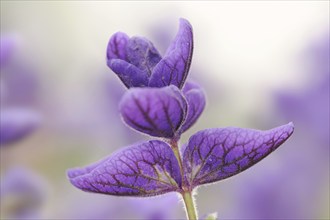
left=126, top=37, right=162, bottom=74
left=106, top=18, right=193, bottom=89
left=119, top=82, right=205, bottom=138
left=182, top=123, right=294, bottom=189
left=0, top=109, right=40, bottom=146
left=67, top=140, right=182, bottom=197
left=119, top=85, right=187, bottom=138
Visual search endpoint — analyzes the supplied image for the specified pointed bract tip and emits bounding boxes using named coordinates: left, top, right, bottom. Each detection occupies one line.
left=288, top=121, right=294, bottom=128
left=179, top=18, right=192, bottom=26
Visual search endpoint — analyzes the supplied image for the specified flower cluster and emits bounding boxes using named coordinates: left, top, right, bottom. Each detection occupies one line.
left=0, top=36, right=40, bottom=146
left=67, top=18, right=294, bottom=219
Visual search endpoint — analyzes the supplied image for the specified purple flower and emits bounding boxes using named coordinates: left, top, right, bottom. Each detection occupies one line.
left=107, top=18, right=193, bottom=89
left=106, top=18, right=202, bottom=139
left=68, top=123, right=293, bottom=197
left=0, top=34, right=41, bottom=146
left=223, top=33, right=329, bottom=219
left=0, top=109, right=40, bottom=146
left=0, top=35, right=15, bottom=67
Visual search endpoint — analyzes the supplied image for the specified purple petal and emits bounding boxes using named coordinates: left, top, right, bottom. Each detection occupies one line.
left=182, top=123, right=294, bottom=188
left=179, top=81, right=206, bottom=133
left=106, top=32, right=129, bottom=61
left=149, top=18, right=193, bottom=89
left=67, top=140, right=182, bottom=197
left=107, top=59, right=149, bottom=88
left=126, top=37, right=162, bottom=75
left=119, top=85, right=187, bottom=138
left=0, top=109, right=40, bottom=146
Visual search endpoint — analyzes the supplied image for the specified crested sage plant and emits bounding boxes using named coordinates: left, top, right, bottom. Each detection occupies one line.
left=67, top=18, right=294, bottom=220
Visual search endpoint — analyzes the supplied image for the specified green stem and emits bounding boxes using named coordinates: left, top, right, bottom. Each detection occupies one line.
left=170, top=140, right=198, bottom=220
left=182, top=191, right=198, bottom=220
left=171, top=142, right=183, bottom=176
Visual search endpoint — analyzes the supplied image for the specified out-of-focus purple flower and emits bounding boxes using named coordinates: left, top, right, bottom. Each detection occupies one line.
left=0, top=35, right=16, bottom=67
left=62, top=191, right=180, bottom=219
left=277, top=34, right=329, bottom=145
left=227, top=33, right=329, bottom=219
left=0, top=34, right=41, bottom=146
left=1, top=66, right=40, bottom=107
left=0, top=109, right=40, bottom=146
left=67, top=123, right=293, bottom=196
left=127, top=193, right=179, bottom=220
left=107, top=18, right=193, bottom=89
left=119, top=82, right=205, bottom=139
left=0, top=167, right=46, bottom=219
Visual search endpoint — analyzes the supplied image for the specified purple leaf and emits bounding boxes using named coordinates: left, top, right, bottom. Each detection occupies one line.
left=179, top=81, right=206, bottom=133
left=182, top=123, right=294, bottom=188
left=107, top=59, right=149, bottom=88
left=67, top=140, right=182, bottom=197
left=149, top=18, right=193, bottom=89
left=119, top=85, right=187, bottom=138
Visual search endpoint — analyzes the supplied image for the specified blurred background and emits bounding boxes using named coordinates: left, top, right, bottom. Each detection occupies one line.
left=0, top=1, right=329, bottom=219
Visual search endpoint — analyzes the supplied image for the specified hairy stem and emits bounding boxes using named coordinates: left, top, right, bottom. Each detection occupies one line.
left=171, top=141, right=183, bottom=176
left=182, top=191, right=198, bottom=220
left=170, top=140, right=198, bottom=220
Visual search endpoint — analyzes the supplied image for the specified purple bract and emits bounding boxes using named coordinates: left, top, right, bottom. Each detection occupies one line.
left=182, top=123, right=294, bottom=189
left=67, top=140, right=182, bottom=197
left=107, top=18, right=193, bottom=89
left=119, top=82, right=205, bottom=138
left=68, top=123, right=293, bottom=196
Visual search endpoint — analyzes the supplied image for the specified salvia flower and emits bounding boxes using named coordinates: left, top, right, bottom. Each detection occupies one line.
left=0, top=35, right=40, bottom=146
left=107, top=18, right=193, bottom=89
left=107, top=19, right=203, bottom=139
left=68, top=18, right=294, bottom=220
